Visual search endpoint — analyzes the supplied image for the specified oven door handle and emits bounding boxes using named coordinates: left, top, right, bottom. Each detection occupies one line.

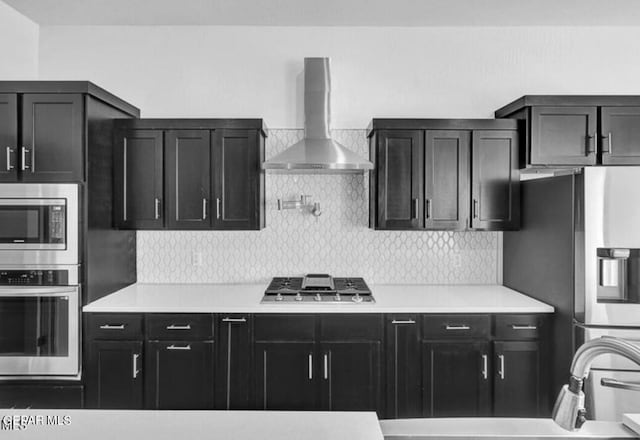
left=0, top=287, right=79, bottom=297
left=601, top=377, right=640, bottom=392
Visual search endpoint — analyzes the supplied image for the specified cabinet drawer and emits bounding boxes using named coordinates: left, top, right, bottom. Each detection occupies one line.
left=86, top=313, right=143, bottom=340
left=494, top=315, right=544, bottom=340
left=320, top=314, right=383, bottom=341
left=254, top=314, right=315, bottom=341
left=422, top=315, right=490, bottom=339
left=146, top=314, right=213, bottom=340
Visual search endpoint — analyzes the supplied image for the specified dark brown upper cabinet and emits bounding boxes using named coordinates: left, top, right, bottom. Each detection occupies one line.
left=0, top=93, right=84, bottom=182
left=495, top=96, right=640, bottom=167
left=368, top=119, right=520, bottom=231
left=113, top=119, right=267, bottom=231
left=471, top=130, right=520, bottom=231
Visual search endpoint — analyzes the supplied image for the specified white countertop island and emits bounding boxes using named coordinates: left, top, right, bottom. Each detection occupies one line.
left=83, top=283, right=553, bottom=313
left=1, top=410, right=383, bottom=440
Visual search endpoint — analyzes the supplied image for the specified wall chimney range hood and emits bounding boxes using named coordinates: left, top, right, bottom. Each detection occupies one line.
left=262, top=58, right=373, bottom=173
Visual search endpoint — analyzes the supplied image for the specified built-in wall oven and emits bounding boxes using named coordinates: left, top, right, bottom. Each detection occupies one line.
left=0, top=184, right=81, bottom=379
left=0, top=184, right=79, bottom=265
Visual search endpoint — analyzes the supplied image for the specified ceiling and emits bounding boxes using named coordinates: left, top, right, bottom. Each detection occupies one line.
left=5, top=0, right=640, bottom=26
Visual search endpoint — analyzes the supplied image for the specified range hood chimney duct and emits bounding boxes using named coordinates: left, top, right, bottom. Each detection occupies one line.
left=262, top=58, right=373, bottom=173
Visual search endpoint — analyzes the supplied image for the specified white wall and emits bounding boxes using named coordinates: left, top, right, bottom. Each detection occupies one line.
left=38, top=25, right=640, bottom=127
left=0, top=0, right=39, bottom=79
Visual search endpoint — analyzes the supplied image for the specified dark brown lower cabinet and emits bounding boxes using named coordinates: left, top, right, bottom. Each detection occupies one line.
left=385, top=316, right=422, bottom=419
left=217, top=315, right=253, bottom=409
left=319, top=341, right=381, bottom=412
left=255, top=341, right=319, bottom=410
left=423, top=341, right=491, bottom=417
left=493, top=340, right=543, bottom=417
left=145, top=340, right=215, bottom=409
left=86, top=340, right=143, bottom=409
left=0, top=385, right=83, bottom=409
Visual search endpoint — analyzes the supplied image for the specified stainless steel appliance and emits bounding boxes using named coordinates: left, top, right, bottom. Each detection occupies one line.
left=0, top=266, right=80, bottom=378
left=504, top=167, right=640, bottom=421
left=261, top=274, right=374, bottom=304
left=0, top=184, right=79, bottom=265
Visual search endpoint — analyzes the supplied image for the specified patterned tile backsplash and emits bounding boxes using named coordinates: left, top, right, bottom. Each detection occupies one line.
left=137, top=129, right=501, bottom=284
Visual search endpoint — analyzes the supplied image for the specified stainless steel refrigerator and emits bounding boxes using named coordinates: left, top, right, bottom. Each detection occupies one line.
left=504, top=167, right=640, bottom=421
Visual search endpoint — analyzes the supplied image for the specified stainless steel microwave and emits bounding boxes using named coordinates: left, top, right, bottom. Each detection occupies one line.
left=0, top=184, right=79, bottom=265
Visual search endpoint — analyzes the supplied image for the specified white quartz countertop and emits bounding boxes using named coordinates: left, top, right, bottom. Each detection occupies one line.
left=380, top=417, right=639, bottom=438
left=83, top=283, right=554, bottom=313
left=0, top=410, right=383, bottom=440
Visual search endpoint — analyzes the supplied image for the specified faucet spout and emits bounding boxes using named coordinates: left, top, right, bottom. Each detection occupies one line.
left=552, top=336, right=640, bottom=431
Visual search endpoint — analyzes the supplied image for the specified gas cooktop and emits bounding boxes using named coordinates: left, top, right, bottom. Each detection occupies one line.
left=261, top=274, right=374, bottom=304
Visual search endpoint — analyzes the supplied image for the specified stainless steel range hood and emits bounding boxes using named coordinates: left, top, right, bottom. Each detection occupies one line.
left=262, top=58, right=373, bottom=173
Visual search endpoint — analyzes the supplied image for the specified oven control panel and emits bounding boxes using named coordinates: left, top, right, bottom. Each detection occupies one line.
left=0, top=270, right=69, bottom=285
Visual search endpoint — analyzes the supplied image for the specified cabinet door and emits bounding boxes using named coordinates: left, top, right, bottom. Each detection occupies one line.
left=255, top=342, right=318, bottom=410
left=493, top=340, right=542, bottom=417
left=212, top=129, right=261, bottom=230
left=601, top=106, right=640, bottom=165
left=376, top=130, right=423, bottom=229
left=530, top=106, right=597, bottom=165
left=145, top=340, right=215, bottom=409
left=320, top=342, right=381, bottom=413
left=114, top=129, right=164, bottom=229
left=0, top=385, right=83, bottom=409
left=165, top=130, right=211, bottom=229
left=424, top=130, right=470, bottom=230
left=386, top=316, right=422, bottom=418
left=471, top=130, right=520, bottom=230
left=423, top=341, right=490, bottom=417
left=86, top=340, right=143, bottom=409
left=0, top=94, right=18, bottom=182
left=21, top=94, right=84, bottom=182
left=217, top=315, right=253, bottom=410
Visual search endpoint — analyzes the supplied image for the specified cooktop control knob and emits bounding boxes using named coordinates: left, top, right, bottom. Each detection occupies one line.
left=295, top=293, right=303, bottom=301
left=276, top=293, right=284, bottom=301
left=352, top=294, right=363, bottom=303
left=315, top=293, right=322, bottom=302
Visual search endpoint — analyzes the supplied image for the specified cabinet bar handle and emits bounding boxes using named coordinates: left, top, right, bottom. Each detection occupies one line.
left=473, top=199, right=479, bottom=219
left=167, top=344, right=191, bottom=350
left=308, top=354, right=313, bottom=380
left=498, top=354, right=505, bottom=380
left=482, top=354, right=488, bottom=380
left=166, top=324, right=191, bottom=330
left=99, top=324, right=125, bottom=330
left=202, top=198, right=207, bottom=220
left=445, top=324, right=470, bottom=330
left=412, top=198, right=419, bottom=219
left=216, top=198, right=221, bottom=219
left=222, top=317, right=247, bottom=323
left=600, top=377, right=640, bottom=391
left=154, top=198, right=160, bottom=219
left=323, top=353, right=329, bottom=380
left=511, top=325, right=537, bottom=330
left=6, top=147, right=14, bottom=170
left=21, top=147, right=30, bottom=170
left=425, top=199, right=431, bottom=219
left=132, top=354, right=140, bottom=379
left=607, top=132, right=613, bottom=155
left=391, top=319, right=416, bottom=324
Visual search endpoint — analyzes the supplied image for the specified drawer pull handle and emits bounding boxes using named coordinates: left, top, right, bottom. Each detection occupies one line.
left=391, top=319, right=416, bottom=325
left=511, top=325, right=537, bottom=330
left=99, top=324, right=125, bottom=330
left=166, top=324, right=192, bottom=330
left=445, top=325, right=470, bottom=330
left=222, top=317, right=247, bottom=323
left=167, top=344, right=191, bottom=350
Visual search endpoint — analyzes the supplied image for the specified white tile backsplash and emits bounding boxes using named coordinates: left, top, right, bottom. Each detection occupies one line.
left=137, top=129, right=501, bottom=284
